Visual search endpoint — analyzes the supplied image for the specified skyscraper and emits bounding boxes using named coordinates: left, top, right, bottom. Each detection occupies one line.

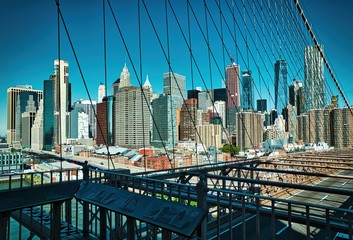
left=257, top=99, right=267, bottom=112
left=236, top=112, right=264, bottom=149
left=54, top=59, right=71, bottom=145
left=274, top=59, right=288, bottom=114
left=198, top=91, right=212, bottom=112
left=331, top=108, right=353, bottom=148
left=31, top=99, right=44, bottom=151
left=7, top=85, right=42, bottom=145
left=195, top=124, right=222, bottom=149
left=78, top=111, right=89, bottom=139
left=226, top=63, right=240, bottom=135
left=289, top=79, right=304, bottom=115
left=179, top=99, right=197, bottom=141
left=70, top=100, right=97, bottom=139
left=115, top=66, right=151, bottom=148
left=213, top=88, right=227, bottom=103
left=241, top=70, right=254, bottom=110
left=187, top=89, right=200, bottom=101
left=226, top=63, right=241, bottom=108
left=304, top=46, right=326, bottom=111
left=163, top=72, right=186, bottom=102
left=119, top=63, right=131, bottom=88
left=307, top=109, right=330, bottom=144
left=43, top=77, right=55, bottom=150
left=111, top=78, right=120, bottom=96
left=21, top=95, right=37, bottom=148
left=213, top=101, right=226, bottom=128
left=96, top=96, right=115, bottom=147
left=151, top=94, right=180, bottom=148
left=98, top=83, right=106, bottom=103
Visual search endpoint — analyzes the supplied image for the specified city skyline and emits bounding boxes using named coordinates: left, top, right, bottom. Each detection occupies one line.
left=1, top=0, right=353, bottom=136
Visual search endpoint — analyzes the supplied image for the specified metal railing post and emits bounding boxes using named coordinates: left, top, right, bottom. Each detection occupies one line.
left=196, top=174, right=208, bottom=240
left=51, top=201, right=62, bottom=240
left=83, top=160, right=90, bottom=238
left=100, top=207, right=107, bottom=240
left=0, top=211, right=10, bottom=240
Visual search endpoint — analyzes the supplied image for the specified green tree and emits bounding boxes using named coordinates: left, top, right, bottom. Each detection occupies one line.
left=220, top=144, right=240, bottom=156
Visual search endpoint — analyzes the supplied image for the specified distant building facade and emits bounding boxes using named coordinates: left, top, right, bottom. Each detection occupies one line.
left=151, top=94, right=181, bottom=148
left=304, top=46, right=326, bottom=111
left=7, top=85, right=42, bottom=145
left=179, top=99, right=197, bottom=141
left=115, top=67, right=151, bottom=148
left=241, top=70, right=254, bottom=110
left=274, top=59, right=288, bottom=114
left=236, top=112, right=264, bottom=149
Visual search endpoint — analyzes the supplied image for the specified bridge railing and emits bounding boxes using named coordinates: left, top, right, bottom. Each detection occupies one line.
left=0, top=169, right=82, bottom=192
left=83, top=168, right=353, bottom=239
left=205, top=187, right=353, bottom=239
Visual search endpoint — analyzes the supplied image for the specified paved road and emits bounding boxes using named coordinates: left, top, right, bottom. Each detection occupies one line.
left=211, top=170, right=353, bottom=240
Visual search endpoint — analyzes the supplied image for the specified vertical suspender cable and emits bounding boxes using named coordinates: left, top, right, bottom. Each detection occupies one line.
left=165, top=0, right=175, bottom=168
left=102, top=0, right=112, bottom=170
left=137, top=0, right=147, bottom=171
left=55, top=0, right=63, bottom=171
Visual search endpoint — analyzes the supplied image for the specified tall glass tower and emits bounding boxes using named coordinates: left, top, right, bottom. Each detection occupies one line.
left=151, top=94, right=181, bottom=148
left=304, top=46, right=326, bottom=111
left=241, top=70, right=254, bottom=110
left=43, top=77, right=55, bottom=150
left=274, top=60, right=288, bottom=114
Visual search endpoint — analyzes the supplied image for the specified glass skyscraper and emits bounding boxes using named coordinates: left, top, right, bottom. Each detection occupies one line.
left=6, top=85, right=42, bottom=145
left=151, top=94, right=181, bottom=148
left=274, top=59, right=288, bottom=114
left=163, top=72, right=186, bottom=105
left=43, top=77, right=55, bottom=150
left=241, top=70, right=254, bottom=110
left=304, top=46, right=326, bottom=111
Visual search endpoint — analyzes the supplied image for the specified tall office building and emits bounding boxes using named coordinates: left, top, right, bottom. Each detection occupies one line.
left=187, top=89, right=200, bottom=101
left=21, top=95, right=37, bottom=148
left=257, top=99, right=267, bottom=112
left=43, top=76, right=55, bottom=150
left=179, top=99, right=197, bottom=141
left=297, top=114, right=309, bottom=144
left=115, top=70, right=151, bottom=148
left=111, top=78, right=120, bottom=96
left=307, top=109, right=330, bottom=144
left=78, top=111, right=89, bottom=139
left=283, top=105, right=297, bottom=143
left=54, top=59, right=71, bottom=145
left=274, top=59, right=288, bottom=115
left=31, top=99, right=44, bottom=151
left=70, top=100, right=96, bottom=139
left=196, top=124, right=222, bottom=149
left=331, top=108, right=353, bottom=148
left=213, top=88, right=227, bottom=104
left=98, top=83, right=106, bottom=103
left=151, top=94, right=181, bottom=148
left=226, top=63, right=241, bottom=108
left=241, top=70, right=254, bottom=110
left=226, top=63, right=240, bottom=135
left=213, top=101, right=226, bottom=128
left=7, top=85, right=42, bottom=145
left=236, top=112, right=264, bottom=149
left=198, top=91, right=213, bottom=112
left=96, top=96, right=115, bottom=146
left=289, top=79, right=304, bottom=115
left=163, top=72, right=186, bottom=102
left=304, top=46, right=326, bottom=111
left=119, top=63, right=131, bottom=88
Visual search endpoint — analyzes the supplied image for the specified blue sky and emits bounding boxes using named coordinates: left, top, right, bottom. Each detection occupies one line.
left=0, top=0, right=352, bottom=136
